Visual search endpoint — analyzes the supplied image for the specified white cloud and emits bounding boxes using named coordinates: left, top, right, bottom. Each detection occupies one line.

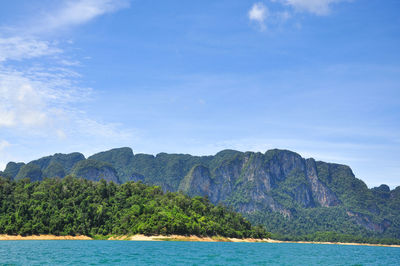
left=59, top=59, right=81, bottom=66
left=279, top=0, right=347, bottom=16
left=0, top=0, right=132, bottom=142
left=248, top=0, right=350, bottom=31
left=76, top=118, right=133, bottom=139
left=33, top=0, right=130, bottom=34
left=249, top=3, right=269, bottom=31
left=0, top=64, right=132, bottom=142
left=0, top=65, right=83, bottom=129
left=0, top=0, right=134, bottom=170
left=0, top=37, right=60, bottom=62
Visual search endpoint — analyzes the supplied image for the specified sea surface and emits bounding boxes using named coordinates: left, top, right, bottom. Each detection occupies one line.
left=0, top=241, right=399, bottom=265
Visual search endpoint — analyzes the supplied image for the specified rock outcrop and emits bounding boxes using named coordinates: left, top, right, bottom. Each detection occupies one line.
left=71, top=159, right=119, bottom=183
left=178, top=150, right=340, bottom=215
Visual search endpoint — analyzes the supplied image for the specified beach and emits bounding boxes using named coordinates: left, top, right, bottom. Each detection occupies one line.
left=0, top=235, right=92, bottom=240
left=1, top=234, right=399, bottom=247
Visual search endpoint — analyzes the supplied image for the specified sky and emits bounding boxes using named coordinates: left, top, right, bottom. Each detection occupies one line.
left=0, top=0, right=399, bottom=188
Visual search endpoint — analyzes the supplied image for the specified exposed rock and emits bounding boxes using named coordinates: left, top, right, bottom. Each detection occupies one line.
left=179, top=165, right=212, bottom=197
left=305, top=158, right=340, bottom=207
left=292, top=183, right=315, bottom=208
left=346, top=211, right=390, bottom=233
left=71, top=159, right=119, bottom=183
left=88, top=147, right=134, bottom=183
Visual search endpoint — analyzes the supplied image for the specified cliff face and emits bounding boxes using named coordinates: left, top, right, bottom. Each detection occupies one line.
left=3, top=147, right=399, bottom=238
left=71, top=160, right=120, bottom=183
left=88, top=147, right=134, bottom=183
left=179, top=165, right=212, bottom=197
left=179, top=150, right=340, bottom=214
left=305, top=159, right=340, bottom=207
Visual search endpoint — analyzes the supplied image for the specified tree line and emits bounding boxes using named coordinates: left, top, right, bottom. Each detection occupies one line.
left=0, top=176, right=269, bottom=239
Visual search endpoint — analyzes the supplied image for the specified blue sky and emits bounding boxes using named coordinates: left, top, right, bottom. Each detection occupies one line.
left=0, top=0, right=399, bottom=188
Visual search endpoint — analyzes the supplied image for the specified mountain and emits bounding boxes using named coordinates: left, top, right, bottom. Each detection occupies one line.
left=2, top=147, right=399, bottom=241
left=2, top=152, right=85, bottom=180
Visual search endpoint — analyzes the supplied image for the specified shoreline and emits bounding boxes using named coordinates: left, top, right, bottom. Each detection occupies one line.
left=0, top=234, right=91, bottom=240
left=108, top=234, right=268, bottom=242
left=0, top=234, right=399, bottom=247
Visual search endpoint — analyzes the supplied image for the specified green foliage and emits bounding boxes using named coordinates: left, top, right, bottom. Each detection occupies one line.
left=3, top=162, right=25, bottom=179
left=248, top=206, right=400, bottom=245
left=31, top=153, right=85, bottom=173
left=43, top=162, right=66, bottom=178
left=270, top=231, right=400, bottom=245
left=131, top=153, right=212, bottom=191
left=178, top=165, right=211, bottom=194
left=209, top=150, right=243, bottom=171
left=316, top=162, right=372, bottom=210
left=272, top=169, right=314, bottom=208
left=226, top=182, right=256, bottom=206
left=0, top=176, right=269, bottom=239
left=88, top=147, right=134, bottom=183
left=15, top=163, right=42, bottom=181
left=71, top=160, right=119, bottom=183
left=178, top=165, right=199, bottom=193
left=7, top=153, right=85, bottom=181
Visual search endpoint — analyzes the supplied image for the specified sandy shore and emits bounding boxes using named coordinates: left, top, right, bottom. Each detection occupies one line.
left=108, top=235, right=400, bottom=247
left=1, top=234, right=399, bottom=247
left=263, top=239, right=400, bottom=248
left=0, top=234, right=91, bottom=240
left=108, top=234, right=268, bottom=242
left=0, top=234, right=265, bottom=242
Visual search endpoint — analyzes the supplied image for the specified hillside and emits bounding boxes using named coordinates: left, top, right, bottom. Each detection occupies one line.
left=0, top=176, right=267, bottom=238
left=1, top=147, right=399, bottom=242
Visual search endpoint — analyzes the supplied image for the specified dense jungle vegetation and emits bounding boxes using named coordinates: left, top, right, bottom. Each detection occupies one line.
left=0, top=176, right=269, bottom=239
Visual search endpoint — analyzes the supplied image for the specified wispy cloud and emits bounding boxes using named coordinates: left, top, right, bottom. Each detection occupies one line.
left=0, top=37, right=60, bottom=61
left=249, top=3, right=269, bottom=31
left=36, top=0, right=129, bottom=34
left=0, top=0, right=132, bottom=168
left=0, top=0, right=131, bottom=132
left=0, top=64, right=89, bottom=129
left=249, top=0, right=350, bottom=30
left=280, top=0, right=348, bottom=16
left=0, top=59, right=135, bottom=145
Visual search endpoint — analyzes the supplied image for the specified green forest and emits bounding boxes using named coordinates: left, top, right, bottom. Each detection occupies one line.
left=0, top=176, right=268, bottom=239
left=249, top=209, right=400, bottom=245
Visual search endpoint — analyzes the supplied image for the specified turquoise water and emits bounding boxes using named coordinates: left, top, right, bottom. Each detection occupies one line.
left=0, top=241, right=399, bottom=265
